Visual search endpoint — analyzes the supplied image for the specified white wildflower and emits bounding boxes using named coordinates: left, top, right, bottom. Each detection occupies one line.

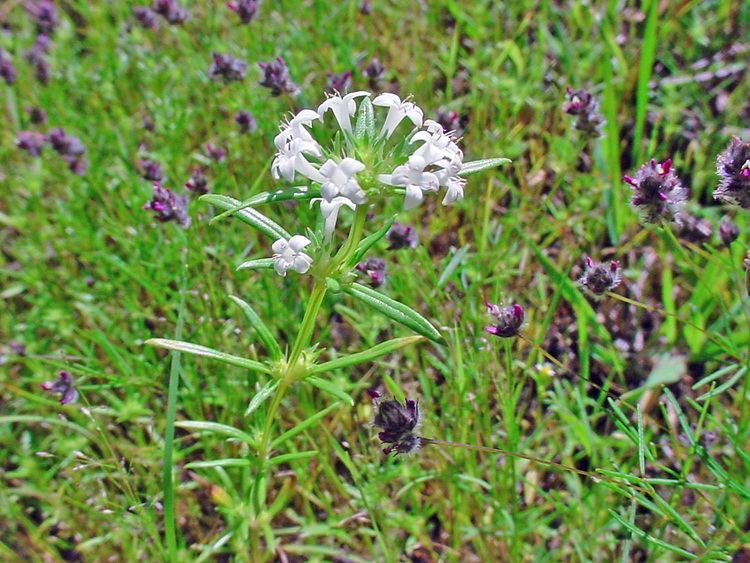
left=271, top=235, right=313, bottom=276
left=372, top=93, right=424, bottom=138
left=379, top=154, right=439, bottom=210
left=318, top=157, right=367, bottom=202
left=318, top=91, right=370, bottom=133
left=271, top=135, right=324, bottom=183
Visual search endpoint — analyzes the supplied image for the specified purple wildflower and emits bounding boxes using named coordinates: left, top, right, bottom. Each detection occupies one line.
left=0, top=50, right=16, bottom=85
left=234, top=110, right=257, bottom=134
left=578, top=256, right=621, bottom=297
left=714, top=137, right=750, bottom=208
left=258, top=56, right=299, bottom=96
left=623, top=158, right=687, bottom=223
left=203, top=143, right=226, bottom=162
left=40, top=370, right=78, bottom=405
left=133, top=6, right=160, bottom=30
left=24, top=34, right=51, bottom=84
left=434, top=109, right=463, bottom=137
left=139, top=159, right=164, bottom=182
left=226, top=0, right=258, bottom=24
left=362, top=57, right=384, bottom=90
left=151, top=0, right=188, bottom=24
left=25, top=106, right=47, bottom=124
left=326, top=70, right=352, bottom=94
left=47, top=127, right=87, bottom=175
left=369, top=390, right=422, bottom=455
left=143, top=182, right=191, bottom=227
left=208, top=52, right=247, bottom=82
left=386, top=222, right=418, bottom=250
left=25, top=0, right=58, bottom=35
left=563, top=86, right=604, bottom=137
left=16, top=130, right=46, bottom=156
left=185, top=167, right=208, bottom=195
left=359, top=0, right=372, bottom=15
left=356, top=257, right=386, bottom=288
left=718, top=217, right=739, bottom=246
left=676, top=214, right=713, bottom=244
left=485, top=303, right=524, bottom=338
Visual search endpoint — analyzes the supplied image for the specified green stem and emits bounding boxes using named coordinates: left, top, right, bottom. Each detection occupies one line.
left=331, top=205, right=368, bottom=269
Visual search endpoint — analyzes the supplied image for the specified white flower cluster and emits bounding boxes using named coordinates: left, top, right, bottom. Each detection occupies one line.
left=268, top=91, right=466, bottom=276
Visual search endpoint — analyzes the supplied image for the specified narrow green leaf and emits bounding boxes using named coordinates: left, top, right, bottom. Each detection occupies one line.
left=343, top=283, right=443, bottom=342
left=695, top=366, right=746, bottom=401
left=347, top=215, right=396, bottom=267
left=229, top=295, right=283, bottom=360
left=692, top=363, right=739, bottom=390
left=306, top=376, right=354, bottom=405
left=312, top=336, right=424, bottom=374
left=201, top=194, right=290, bottom=240
left=237, top=258, right=275, bottom=271
left=458, top=157, right=511, bottom=176
left=206, top=186, right=318, bottom=223
left=437, top=245, right=469, bottom=289
left=609, top=510, right=696, bottom=559
left=272, top=402, right=341, bottom=448
left=185, top=458, right=253, bottom=469
left=147, top=338, right=271, bottom=374
left=175, top=421, right=257, bottom=447
left=269, top=450, right=319, bottom=465
left=354, top=96, right=375, bottom=141
left=245, top=380, right=280, bottom=417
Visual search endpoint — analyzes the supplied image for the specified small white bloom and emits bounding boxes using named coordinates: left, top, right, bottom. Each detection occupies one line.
left=372, top=93, right=424, bottom=138
left=271, top=136, right=324, bottom=183
left=435, top=151, right=466, bottom=205
left=319, top=196, right=357, bottom=238
left=410, top=129, right=458, bottom=166
left=271, top=235, right=313, bottom=276
left=276, top=109, right=320, bottom=144
left=318, top=91, right=370, bottom=133
left=318, top=157, right=367, bottom=203
left=380, top=154, right=439, bottom=210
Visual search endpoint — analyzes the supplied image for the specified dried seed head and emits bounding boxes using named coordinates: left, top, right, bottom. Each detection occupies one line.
left=143, top=182, right=190, bottom=227
left=563, top=86, right=604, bottom=137
left=718, top=217, right=739, bottom=246
left=624, top=158, right=686, bottom=223
left=485, top=303, right=524, bottom=338
left=714, top=137, right=750, bottom=208
left=356, top=257, right=386, bottom=288
left=386, top=222, right=418, bottom=250
left=369, top=390, right=422, bottom=455
left=40, top=370, right=78, bottom=405
left=578, top=256, right=621, bottom=297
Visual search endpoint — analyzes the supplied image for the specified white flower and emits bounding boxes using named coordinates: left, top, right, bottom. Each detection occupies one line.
left=276, top=109, right=320, bottom=145
left=410, top=128, right=458, bottom=166
left=318, top=157, right=367, bottom=203
left=372, top=93, right=424, bottom=138
left=318, top=196, right=357, bottom=238
left=435, top=151, right=465, bottom=205
left=379, top=154, right=439, bottom=210
left=271, top=235, right=313, bottom=276
left=271, top=136, right=324, bottom=183
left=318, top=91, right=370, bottom=133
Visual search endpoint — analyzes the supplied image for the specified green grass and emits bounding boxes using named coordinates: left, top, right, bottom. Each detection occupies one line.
left=2, top=0, right=750, bottom=560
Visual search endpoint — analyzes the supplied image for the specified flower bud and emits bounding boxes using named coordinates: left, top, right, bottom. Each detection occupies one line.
left=485, top=303, right=524, bottom=338
left=386, top=222, right=418, bottom=250
left=40, top=370, right=78, bottom=405
left=578, top=256, right=621, bottom=297
left=714, top=137, right=750, bottom=209
left=369, top=390, right=422, bottom=455
left=563, top=87, right=604, bottom=137
left=719, top=217, right=739, bottom=246
left=623, top=158, right=686, bottom=223
left=356, top=257, right=386, bottom=288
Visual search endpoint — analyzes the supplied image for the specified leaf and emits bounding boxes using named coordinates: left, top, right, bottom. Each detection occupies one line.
left=311, top=336, right=424, bottom=374
left=695, top=366, right=746, bottom=401
left=175, top=421, right=257, bottom=447
left=609, top=510, right=696, bottom=559
left=343, top=283, right=443, bottom=342
left=271, top=402, right=341, bottom=448
left=306, top=376, right=354, bottom=405
left=458, top=157, right=511, bottom=176
left=346, top=215, right=396, bottom=267
left=147, top=339, right=271, bottom=374
left=229, top=295, right=283, bottom=360
left=245, top=380, right=280, bottom=417
left=237, top=258, right=275, bottom=271
left=643, top=354, right=686, bottom=388
left=201, top=194, right=290, bottom=240
left=208, top=186, right=318, bottom=222
left=354, top=96, right=376, bottom=141
left=269, top=450, right=319, bottom=465
left=185, top=458, right=253, bottom=469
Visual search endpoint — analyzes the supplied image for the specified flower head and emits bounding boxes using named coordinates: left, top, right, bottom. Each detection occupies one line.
left=47, top=127, right=87, bottom=175
left=226, top=0, right=258, bottom=24
left=1, top=51, right=16, bottom=85
left=204, top=143, right=227, bottom=162
left=318, top=91, right=370, bottom=134
left=369, top=390, right=422, bottom=455
left=578, top=256, right=621, bottom=297
left=326, top=70, right=352, bottom=94
left=676, top=214, right=713, bottom=244
left=25, top=0, right=58, bottom=35
left=714, top=137, right=750, bottom=208
left=139, top=158, right=164, bottom=182
left=143, top=182, right=190, bottom=227
left=271, top=235, right=313, bottom=276
left=16, top=130, right=46, bottom=157
left=386, top=222, right=418, bottom=250
left=383, top=154, right=439, bottom=210
left=434, top=109, right=463, bottom=137
left=356, top=257, right=386, bottom=288
left=373, top=93, right=423, bottom=138
left=26, top=106, right=47, bottom=125
left=485, top=303, right=524, bottom=338
left=185, top=167, right=208, bottom=194
left=40, top=370, right=78, bottom=405
left=25, top=34, right=51, bottom=84
left=623, top=158, right=686, bottom=223
left=563, top=86, right=604, bottom=137
left=133, top=6, right=160, bottom=29
left=258, top=57, right=299, bottom=97
left=208, top=52, right=247, bottom=82
left=363, top=58, right=384, bottom=90
left=151, top=0, right=188, bottom=24
left=234, top=110, right=257, bottom=134
left=718, top=217, right=739, bottom=246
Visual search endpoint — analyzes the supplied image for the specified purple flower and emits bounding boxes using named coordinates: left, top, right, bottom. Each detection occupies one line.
left=25, top=106, right=47, bottom=124
left=133, top=6, right=160, bottom=30
left=362, top=57, right=384, bottom=90
left=143, top=182, right=191, bottom=227
left=714, top=137, right=750, bottom=209
left=359, top=0, right=372, bottom=15
left=40, top=370, right=78, bottom=405
left=25, top=0, right=57, bottom=35
left=16, top=130, right=46, bottom=156
left=203, top=143, right=226, bottom=162
left=369, top=390, right=422, bottom=455
left=24, top=34, right=51, bottom=84
left=208, top=52, right=247, bottom=82
left=563, top=86, right=604, bottom=137
left=151, top=0, right=188, bottom=24
left=623, top=158, right=686, bottom=223
left=578, top=256, right=621, bottom=297
left=226, top=0, right=258, bottom=24
left=185, top=167, right=208, bottom=194
left=234, top=110, right=257, bottom=134
left=434, top=109, right=463, bottom=137
left=718, top=217, right=739, bottom=246
left=386, top=222, right=419, bottom=250
left=258, top=56, right=299, bottom=96
left=47, top=127, right=87, bottom=175
left=326, top=70, right=352, bottom=94
left=356, top=257, right=386, bottom=288
left=485, top=303, right=524, bottom=338
left=0, top=50, right=16, bottom=85
left=139, top=158, right=164, bottom=182
left=676, top=214, right=713, bottom=244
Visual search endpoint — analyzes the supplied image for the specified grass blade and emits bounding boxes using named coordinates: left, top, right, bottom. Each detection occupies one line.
left=147, top=338, right=271, bottom=374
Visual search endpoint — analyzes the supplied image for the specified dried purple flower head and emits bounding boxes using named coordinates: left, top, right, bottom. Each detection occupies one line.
left=719, top=217, right=739, bottom=246
left=623, top=158, right=687, bottom=223
left=714, top=137, right=750, bottom=208
left=485, top=302, right=524, bottom=338
left=133, top=6, right=160, bottom=30
left=563, top=86, right=604, bottom=137
left=151, top=0, right=188, bottom=24
left=139, top=158, right=163, bottom=182
left=326, top=70, right=352, bottom=94
left=676, top=214, right=713, bottom=244
left=143, top=182, right=191, bottom=227
left=16, top=130, right=46, bottom=156
left=434, top=109, right=463, bottom=137
left=258, top=56, right=299, bottom=96
left=40, top=370, right=78, bottom=405
left=25, top=0, right=57, bottom=35
left=47, top=127, right=87, bottom=174
left=369, top=390, right=422, bottom=455
left=203, top=143, right=227, bottom=162
left=578, top=256, right=621, bottom=297
left=234, top=110, right=257, bottom=134
left=356, top=257, right=386, bottom=288
left=1, top=51, right=17, bottom=85
left=208, top=52, right=247, bottom=82
left=386, top=222, right=418, bottom=250
left=362, top=57, right=384, bottom=90
left=25, top=106, right=47, bottom=124
left=226, top=0, right=258, bottom=24
left=185, top=167, right=208, bottom=194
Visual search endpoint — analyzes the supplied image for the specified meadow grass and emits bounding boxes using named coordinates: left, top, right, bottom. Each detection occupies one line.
left=1, top=0, right=749, bottom=560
